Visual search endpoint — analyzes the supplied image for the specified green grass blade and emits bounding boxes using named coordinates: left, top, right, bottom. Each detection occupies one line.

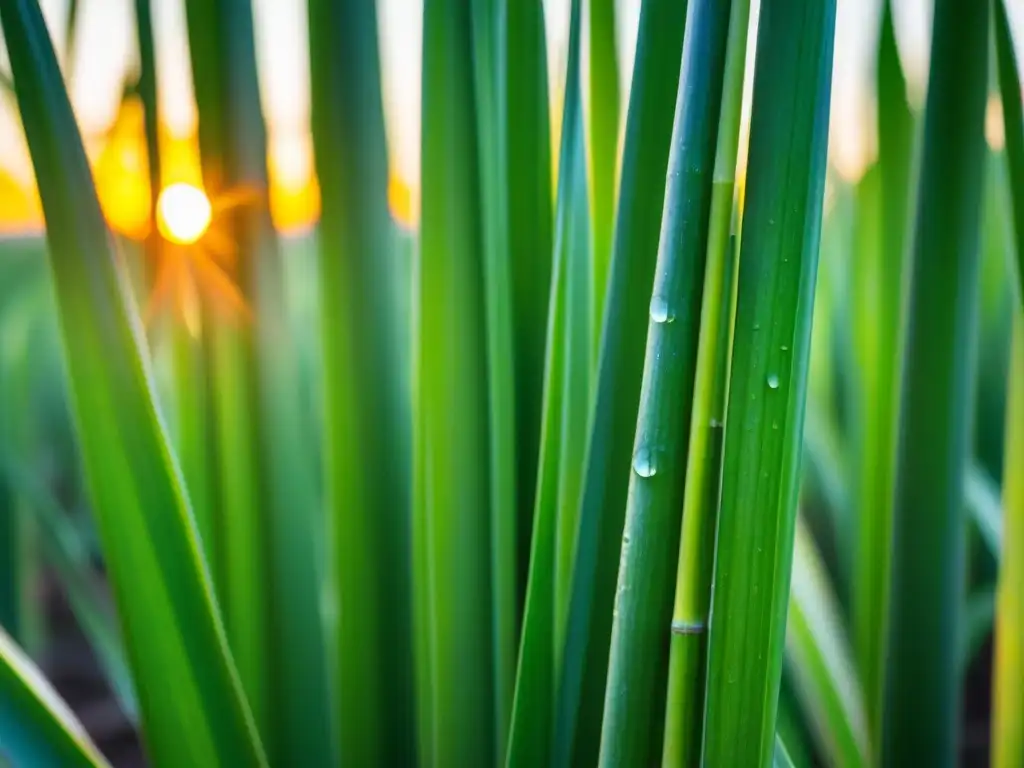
left=506, top=2, right=587, bottom=762
left=702, top=0, right=837, bottom=763
left=661, top=2, right=750, bottom=763
left=186, top=2, right=332, bottom=762
left=0, top=628, right=108, bottom=767
left=308, top=0, right=413, bottom=764
left=882, top=0, right=989, bottom=762
left=553, top=1, right=687, bottom=762
left=960, top=586, right=995, bottom=676
left=502, top=0, right=554, bottom=617
left=416, top=0, right=494, bottom=762
left=850, top=2, right=914, bottom=749
left=0, top=0, right=266, bottom=763
left=996, top=0, right=1024, bottom=303
left=598, top=1, right=733, bottom=764
left=991, top=320, right=1022, bottom=768
left=469, top=0, right=517, bottom=750
left=787, top=516, right=868, bottom=767
left=773, top=735, right=796, bottom=768
left=992, top=8, right=1024, bottom=762
left=585, top=0, right=619, bottom=361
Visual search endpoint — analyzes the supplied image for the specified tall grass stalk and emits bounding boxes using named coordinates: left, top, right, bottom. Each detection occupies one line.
left=585, top=0, right=619, bottom=361
left=883, top=0, right=989, bottom=762
left=992, top=7, right=1024, bottom=763
left=185, top=1, right=331, bottom=762
left=1, top=0, right=265, bottom=762
left=506, top=1, right=588, bottom=762
left=308, top=0, right=413, bottom=763
left=468, top=1, right=518, bottom=751
left=553, top=1, right=686, bottom=761
left=415, top=0, right=494, bottom=762
left=851, top=1, right=913, bottom=749
left=661, top=2, right=750, bottom=763
left=701, top=0, right=837, bottom=763
left=598, top=1, right=733, bottom=764
left=502, top=0, right=554, bottom=606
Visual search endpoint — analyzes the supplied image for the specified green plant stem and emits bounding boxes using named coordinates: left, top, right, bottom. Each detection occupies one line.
left=702, top=0, right=837, bottom=763
left=882, top=0, right=989, bottom=763
left=598, top=1, right=733, bottom=765
left=506, top=2, right=588, bottom=763
left=186, top=1, right=331, bottom=762
left=992, top=315, right=1023, bottom=768
left=469, top=1, right=517, bottom=753
left=553, top=1, right=687, bottom=762
left=996, top=0, right=1024, bottom=304
left=502, top=0, right=554, bottom=620
left=661, top=3, right=750, bottom=765
left=415, top=0, right=495, bottom=762
left=586, top=0, right=619, bottom=363
left=308, top=0, right=413, bottom=764
left=851, top=4, right=913, bottom=750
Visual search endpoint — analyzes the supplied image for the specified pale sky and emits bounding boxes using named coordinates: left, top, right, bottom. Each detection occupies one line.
left=0, top=0, right=1022, bottom=192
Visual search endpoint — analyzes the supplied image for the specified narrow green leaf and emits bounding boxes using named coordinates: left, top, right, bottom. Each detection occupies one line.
left=662, top=1, right=751, bottom=762
left=992, top=9, right=1024, bottom=762
left=185, top=2, right=332, bottom=762
left=309, top=0, right=413, bottom=764
left=773, top=736, right=796, bottom=768
left=553, top=1, right=687, bottom=762
left=992, top=315, right=1022, bottom=768
left=996, top=0, right=1024, bottom=303
left=469, top=0, right=517, bottom=750
left=0, top=628, right=108, bottom=767
left=787, top=516, right=868, bottom=768
left=585, top=0, right=619, bottom=361
left=503, top=3, right=554, bottom=607
left=506, top=1, right=587, bottom=762
left=702, top=0, right=837, bottom=763
left=415, top=0, right=494, bottom=762
left=598, top=1, right=733, bottom=764
left=883, top=0, right=989, bottom=763
left=0, top=0, right=266, bottom=763
left=850, top=5, right=914, bottom=748
left=960, top=586, right=995, bottom=676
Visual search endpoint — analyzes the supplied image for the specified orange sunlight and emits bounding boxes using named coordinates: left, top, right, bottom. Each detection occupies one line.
left=157, top=183, right=212, bottom=245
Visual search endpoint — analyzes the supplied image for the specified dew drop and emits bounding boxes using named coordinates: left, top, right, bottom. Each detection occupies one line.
left=649, top=296, right=675, bottom=324
left=709, top=418, right=723, bottom=428
left=781, top=345, right=789, bottom=352
left=767, top=373, right=780, bottom=390
left=632, top=447, right=657, bottom=478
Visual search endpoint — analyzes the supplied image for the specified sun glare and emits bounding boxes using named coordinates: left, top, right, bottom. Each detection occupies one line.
left=157, top=183, right=213, bottom=245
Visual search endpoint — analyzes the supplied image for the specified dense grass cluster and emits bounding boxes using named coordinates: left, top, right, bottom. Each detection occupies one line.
left=0, top=0, right=1020, bottom=766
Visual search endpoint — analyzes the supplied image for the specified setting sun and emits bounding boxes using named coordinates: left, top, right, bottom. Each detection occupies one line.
left=157, top=183, right=213, bottom=245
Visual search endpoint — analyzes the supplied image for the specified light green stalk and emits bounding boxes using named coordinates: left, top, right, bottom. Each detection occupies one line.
left=850, top=3, right=914, bottom=749
left=553, top=2, right=687, bottom=762
left=585, top=0, right=619, bottom=362
left=992, top=315, right=1023, bottom=768
left=415, top=0, right=495, bottom=762
left=598, top=1, right=733, bottom=764
left=992, top=6, right=1024, bottom=763
left=882, top=0, right=989, bottom=763
left=702, top=0, right=837, bottom=763
left=661, top=3, right=750, bottom=764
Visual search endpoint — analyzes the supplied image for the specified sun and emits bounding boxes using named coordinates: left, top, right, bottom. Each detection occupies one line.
left=157, top=183, right=213, bottom=245
left=145, top=182, right=260, bottom=335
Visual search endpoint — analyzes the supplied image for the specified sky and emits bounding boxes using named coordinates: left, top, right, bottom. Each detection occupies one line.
left=0, top=0, right=1021, bottom=229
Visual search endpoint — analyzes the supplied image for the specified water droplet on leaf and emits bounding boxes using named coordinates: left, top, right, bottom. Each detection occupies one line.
left=649, top=296, right=675, bottom=324
left=767, top=373, right=780, bottom=390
